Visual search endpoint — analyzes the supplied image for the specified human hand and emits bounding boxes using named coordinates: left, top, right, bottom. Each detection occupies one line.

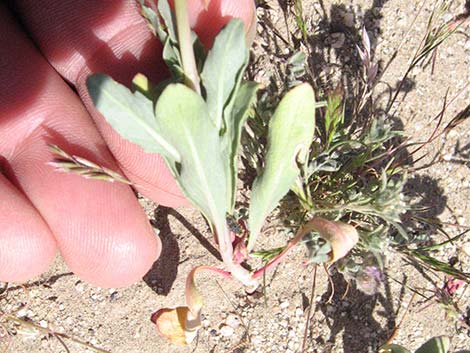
left=0, top=0, right=256, bottom=288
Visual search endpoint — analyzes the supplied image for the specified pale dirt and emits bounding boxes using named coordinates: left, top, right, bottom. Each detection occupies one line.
left=1, top=1, right=470, bottom=352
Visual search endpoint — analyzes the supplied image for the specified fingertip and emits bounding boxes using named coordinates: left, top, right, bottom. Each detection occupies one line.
left=0, top=175, right=57, bottom=283
left=185, top=0, right=257, bottom=48
left=71, top=223, right=162, bottom=288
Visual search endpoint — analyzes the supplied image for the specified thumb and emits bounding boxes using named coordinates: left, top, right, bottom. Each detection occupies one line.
left=178, top=0, right=257, bottom=48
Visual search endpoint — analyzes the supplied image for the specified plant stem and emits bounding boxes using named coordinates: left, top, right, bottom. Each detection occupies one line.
left=174, top=0, right=201, bottom=94
left=216, top=222, right=259, bottom=291
left=252, top=223, right=307, bottom=279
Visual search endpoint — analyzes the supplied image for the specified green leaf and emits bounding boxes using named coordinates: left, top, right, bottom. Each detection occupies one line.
left=139, top=1, right=166, bottom=43
left=87, top=74, right=180, bottom=161
left=415, top=336, right=450, bottom=353
left=201, top=19, right=248, bottom=131
left=225, top=81, right=260, bottom=211
left=155, top=83, right=228, bottom=227
left=157, top=0, right=177, bottom=43
left=132, top=73, right=170, bottom=101
left=248, top=83, right=316, bottom=250
left=379, top=344, right=412, bottom=353
left=141, top=0, right=183, bottom=79
left=162, top=37, right=184, bottom=79
left=324, top=85, right=344, bottom=147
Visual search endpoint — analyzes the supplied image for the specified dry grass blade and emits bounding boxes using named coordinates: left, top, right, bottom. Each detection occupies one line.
left=301, top=265, right=317, bottom=353
left=4, top=316, right=110, bottom=353
left=387, top=0, right=462, bottom=113
left=48, top=144, right=131, bottom=185
left=384, top=293, right=416, bottom=345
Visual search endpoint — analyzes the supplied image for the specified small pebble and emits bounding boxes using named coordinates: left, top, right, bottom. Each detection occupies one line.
left=109, top=292, right=119, bottom=302
left=75, top=281, right=85, bottom=293
left=442, top=13, right=453, bottom=22
left=326, top=304, right=336, bottom=315
left=280, top=300, right=290, bottom=309
left=17, top=308, right=28, bottom=318
left=225, top=314, right=240, bottom=329
left=220, top=325, right=234, bottom=337
left=39, top=320, right=48, bottom=328
left=342, top=12, right=355, bottom=27
left=330, top=33, right=346, bottom=49
left=397, top=17, right=407, bottom=27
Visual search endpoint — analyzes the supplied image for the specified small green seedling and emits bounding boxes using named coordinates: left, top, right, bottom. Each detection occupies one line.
left=380, top=336, right=469, bottom=353
left=54, top=0, right=359, bottom=345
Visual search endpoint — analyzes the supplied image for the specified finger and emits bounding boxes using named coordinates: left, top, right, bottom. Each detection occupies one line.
left=182, top=0, right=258, bottom=48
left=11, top=0, right=256, bottom=207
left=0, top=5, right=160, bottom=287
left=0, top=174, right=57, bottom=282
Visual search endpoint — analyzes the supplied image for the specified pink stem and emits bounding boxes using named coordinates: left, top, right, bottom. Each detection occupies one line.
left=196, top=265, right=232, bottom=279
left=252, top=230, right=306, bottom=279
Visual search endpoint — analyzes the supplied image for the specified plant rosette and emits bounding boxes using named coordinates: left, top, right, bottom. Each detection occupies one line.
left=48, top=0, right=360, bottom=345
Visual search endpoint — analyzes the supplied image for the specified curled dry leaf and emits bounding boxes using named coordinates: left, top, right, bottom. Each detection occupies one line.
left=303, top=218, right=359, bottom=263
left=152, top=266, right=231, bottom=345
left=151, top=307, right=199, bottom=346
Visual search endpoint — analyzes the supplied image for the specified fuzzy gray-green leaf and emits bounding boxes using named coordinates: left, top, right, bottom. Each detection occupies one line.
left=415, top=336, right=450, bottom=353
left=139, top=1, right=166, bottom=43
left=87, top=74, right=179, bottom=161
left=248, top=83, right=316, bottom=249
left=157, top=0, right=177, bottom=43
left=225, top=81, right=260, bottom=211
left=201, top=19, right=248, bottom=131
left=155, top=83, right=228, bottom=227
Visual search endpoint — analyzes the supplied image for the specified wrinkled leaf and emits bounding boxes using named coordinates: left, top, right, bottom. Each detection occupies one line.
left=302, top=218, right=359, bottom=263
left=87, top=74, right=180, bottom=161
left=415, top=336, right=450, bottom=353
left=248, top=83, right=316, bottom=250
left=379, top=344, right=412, bottom=353
left=225, top=81, right=259, bottom=210
left=201, top=19, right=248, bottom=131
left=155, top=83, right=228, bottom=227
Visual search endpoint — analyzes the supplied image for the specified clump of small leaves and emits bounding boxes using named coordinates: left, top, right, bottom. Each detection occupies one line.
left=249, top=0, right=470, bottom=298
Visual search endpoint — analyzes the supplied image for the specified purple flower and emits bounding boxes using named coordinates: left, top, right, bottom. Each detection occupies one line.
left=356, top=266, right=383, bottom=296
